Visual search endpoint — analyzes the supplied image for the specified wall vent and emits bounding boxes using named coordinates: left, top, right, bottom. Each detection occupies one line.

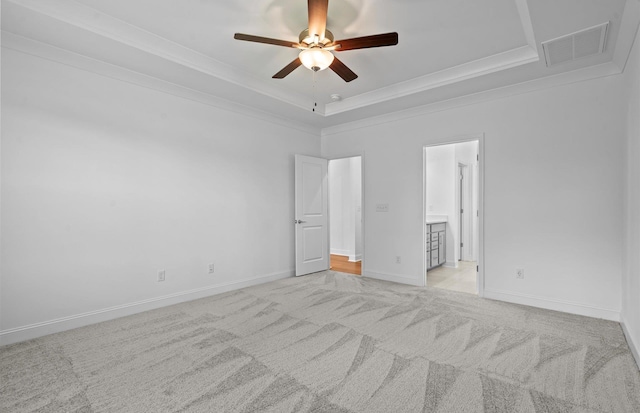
left=542, top=22, right=608, bottom=67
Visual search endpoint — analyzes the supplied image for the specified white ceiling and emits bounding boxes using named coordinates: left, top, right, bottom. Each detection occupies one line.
left=2, top=0, right=638, bottom=133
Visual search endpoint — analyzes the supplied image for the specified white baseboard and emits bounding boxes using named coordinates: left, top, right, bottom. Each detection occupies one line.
left=330, top=249, right=351, bottom=257
left=330, top=250, right=361, bottom=262
left=443, top=261, right=458, bottom=268
left=621, top=317, right=640, bottom=371
left=0, top=270, right=293, bottom=346
left=483, top=288, right=620, bottom=321
left=364, top=270, right=423, bottom=287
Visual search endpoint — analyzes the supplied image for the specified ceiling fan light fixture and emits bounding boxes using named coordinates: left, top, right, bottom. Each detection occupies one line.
left=233, top=2, right=397, bottom=82
left=299, top=47, right=334, bottom=72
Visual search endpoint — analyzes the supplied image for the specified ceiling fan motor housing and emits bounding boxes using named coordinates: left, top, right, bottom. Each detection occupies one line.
left=299, top=29, right=334, bottom=47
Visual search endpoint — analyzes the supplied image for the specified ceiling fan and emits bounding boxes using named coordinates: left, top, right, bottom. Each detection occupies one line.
left=233, top=0, right=398, bottom=82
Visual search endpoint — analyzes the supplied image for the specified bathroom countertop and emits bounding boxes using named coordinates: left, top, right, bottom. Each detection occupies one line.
left=426, top=216, right=448, bottom=224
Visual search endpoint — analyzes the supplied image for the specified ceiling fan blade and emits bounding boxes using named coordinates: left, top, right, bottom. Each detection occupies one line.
left=329, top=56, right=357, bottom=82
left=234, top=33, right=299, bottom=48
left=308, top=0, right=328, bottom=39
left=273, top=58, right=302, bottom=79
left=334, top=32, right=398, bottom=51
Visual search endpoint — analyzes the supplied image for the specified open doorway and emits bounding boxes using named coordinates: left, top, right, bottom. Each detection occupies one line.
left=328, top=156, right=362, bottom=275
left=424, top=139, right=481, bottom=294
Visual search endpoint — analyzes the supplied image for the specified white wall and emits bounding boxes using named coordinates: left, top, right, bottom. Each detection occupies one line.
left=1, top=36, right=635, bottom=354
left=622, top=26, right=640, bottom=366
left=328, top=156, right=362, bottom=261
left=322, top=73, right=626, bottom=320
left=0, top=49, right=319, bottom=344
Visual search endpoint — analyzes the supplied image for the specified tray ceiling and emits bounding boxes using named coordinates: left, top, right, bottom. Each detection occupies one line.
left=1, top=0, right=638, bottom=132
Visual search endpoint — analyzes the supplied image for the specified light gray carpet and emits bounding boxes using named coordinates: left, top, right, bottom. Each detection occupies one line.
left=2, top=271, right=639, bottom=412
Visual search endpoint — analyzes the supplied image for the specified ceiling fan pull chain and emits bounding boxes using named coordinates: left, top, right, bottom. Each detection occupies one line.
left=312, top=71, right=317, bottom=112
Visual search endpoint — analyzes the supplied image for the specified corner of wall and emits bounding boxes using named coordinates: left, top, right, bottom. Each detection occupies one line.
left=621, top=318, right=640, bottom=370
left=620, top=6, right=640, bottom=371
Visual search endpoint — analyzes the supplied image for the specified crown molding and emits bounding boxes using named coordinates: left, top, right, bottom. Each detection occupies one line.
left=4, top=0, right=540, bottom=119
left=323, top=0, right=539, bottom=116
left=4, top=0, right=637, bottom=130
left=514, top=0, right=537, bottom=51
left=3, top=0, right=314, bottom=113
left=1, top=31, right=321, bottom=137
left=324, top=45, right=539, bottom=116
left=321, top=60, right=621, bottom=137
left=613, top=0, right=640, bottom=71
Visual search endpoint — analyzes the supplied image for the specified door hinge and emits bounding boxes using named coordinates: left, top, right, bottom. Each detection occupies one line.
left=460, top=208, right=463, bottom=213
left=477, top=265, right=479, bottom=272
left=460, top=242, right=463, bottom=247
left=477, top=154, right=479, bottom=161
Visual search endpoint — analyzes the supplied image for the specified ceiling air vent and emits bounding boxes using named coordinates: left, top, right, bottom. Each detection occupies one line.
left=542, top=22, right=608, bottom=67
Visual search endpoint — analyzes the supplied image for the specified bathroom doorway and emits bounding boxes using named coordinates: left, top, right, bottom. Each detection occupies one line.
left=424, top=138, right=482, bottom=295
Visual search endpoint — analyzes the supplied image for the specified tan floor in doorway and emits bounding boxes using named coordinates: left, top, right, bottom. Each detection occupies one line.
left=427, top=260, right=477, bottom=294
left=330, top=254, right=361, bottom=275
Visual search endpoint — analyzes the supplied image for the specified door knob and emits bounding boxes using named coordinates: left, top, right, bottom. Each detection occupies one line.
left=295, top=219, right=307, bottom=224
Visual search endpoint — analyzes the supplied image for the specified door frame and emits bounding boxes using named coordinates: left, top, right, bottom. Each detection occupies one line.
left=423, top=134, right=485, bottom=296
left=327, top=153, right=365, bottom=276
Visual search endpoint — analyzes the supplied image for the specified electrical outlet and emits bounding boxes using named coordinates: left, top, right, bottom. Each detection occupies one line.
left=208, top=263, right=215, bottom=274
left=396, top=256, right=401, bottom=264
left=157, top=270, right=166, bottom=282
left=376, top=203, right=389, bottom=213
left=516, top=268, right=524, bottom=279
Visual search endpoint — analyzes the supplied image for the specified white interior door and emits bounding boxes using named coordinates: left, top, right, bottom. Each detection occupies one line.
left=295, top=155, right=329, bottom=276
